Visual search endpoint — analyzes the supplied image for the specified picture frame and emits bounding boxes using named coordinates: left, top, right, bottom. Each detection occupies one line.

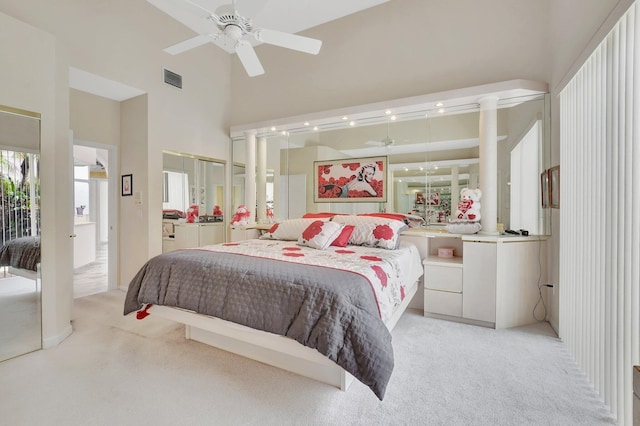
left=549, top=165, right=560, bottom=208
left=121, top=174, right=133, bottom=197
left=540, top=170, right=549, bottom=208
left=314, top=156, right=387, bottom=203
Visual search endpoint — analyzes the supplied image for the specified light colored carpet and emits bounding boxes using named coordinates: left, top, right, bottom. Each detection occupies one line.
left=0, top=290, right=615, bottom=425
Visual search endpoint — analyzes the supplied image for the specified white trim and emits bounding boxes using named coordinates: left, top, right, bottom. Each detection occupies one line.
left=42, top=324, right=72, bottom=349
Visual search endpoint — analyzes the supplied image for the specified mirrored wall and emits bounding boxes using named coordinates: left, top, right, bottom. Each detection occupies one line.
left=0, top=106, right=42, bottom=361
left=162, top=151, right=226, bottom=251
left=232, top=84, right=550, bottom=235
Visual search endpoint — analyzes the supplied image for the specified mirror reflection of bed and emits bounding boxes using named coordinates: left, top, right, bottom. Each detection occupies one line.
left=0, top=106, right=42, bottom=362
left=231, top=85, right=550, bottom=237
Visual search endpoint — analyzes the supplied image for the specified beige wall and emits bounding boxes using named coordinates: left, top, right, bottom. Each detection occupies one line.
left=70, top=89, right=121, bottom=145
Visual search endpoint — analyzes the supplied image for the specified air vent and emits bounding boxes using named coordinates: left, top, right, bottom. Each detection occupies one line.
left=163, top=68, right=182, bottom=89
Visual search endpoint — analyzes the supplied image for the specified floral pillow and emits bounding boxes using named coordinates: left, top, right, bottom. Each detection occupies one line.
left=330, top=224, right=355, bottom=247
left=298, top=220, right=345, bottom=250
left=332, top=215, right=408, bottom=249
left=260, top=218, right=329, bottom=241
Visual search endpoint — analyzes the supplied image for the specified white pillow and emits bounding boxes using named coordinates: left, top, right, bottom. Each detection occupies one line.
left=332, top=215, right=407, bottom=249
left=446, top=222, right=482, bottom=234
left=297, top=220, right=344, bottom=250
left=260, top=218, right=329, bottom=241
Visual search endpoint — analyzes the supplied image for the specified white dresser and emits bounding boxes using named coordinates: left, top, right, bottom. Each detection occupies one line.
left=404, top=229, right=548, bottom=329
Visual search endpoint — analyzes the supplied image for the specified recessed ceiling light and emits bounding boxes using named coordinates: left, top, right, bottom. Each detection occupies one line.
left=349, top=121, right=355, bottom=126
left=281, top=131, right=287, bottom=135
left=404, top=167, right=408, bottom=172
left=438, top=108, right=445, bottom=113
left=313, top=126, right=318, bottom=131
left=390, top=115, right=397, bottom=121
left=304, top=122, right=310, bottom=126
left=342, top=116, right=348, bottom=120
left=435, top=102, right=444, bottom=107
left=385, top=110, right=392, bottom=115
left=271, top=126, right=276, bottom=131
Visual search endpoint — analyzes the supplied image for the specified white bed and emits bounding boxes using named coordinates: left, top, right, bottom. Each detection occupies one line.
left=148, top=273, right=418, bottom=392
left=125, top=216, right=423, bottom=398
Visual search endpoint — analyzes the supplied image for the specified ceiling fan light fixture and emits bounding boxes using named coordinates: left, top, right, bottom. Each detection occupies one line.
left=147, top=0, right=323, bottom=77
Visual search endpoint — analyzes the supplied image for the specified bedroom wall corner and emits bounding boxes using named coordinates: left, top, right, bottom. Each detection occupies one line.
left=119, top=95, right=149, bottom=288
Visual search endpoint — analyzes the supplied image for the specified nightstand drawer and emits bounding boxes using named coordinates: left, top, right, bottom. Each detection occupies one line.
left=424, top=265, right=463, bottom=292
left=424, top=289, right=462, bottom=317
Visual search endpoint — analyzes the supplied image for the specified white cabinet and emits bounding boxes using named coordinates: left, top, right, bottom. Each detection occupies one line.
left=73, top=221, right=96, bottom=268
left=463, top=236, right=547, bottom=329
left=162, top=222, right=225, bottom=253
left=400, top=230, right=463, bottom=311
left=422, top=234, right=547, bottom=329
left=462, top=242, right=497, bottom=324
left=423, top=243, right=464, bottom=317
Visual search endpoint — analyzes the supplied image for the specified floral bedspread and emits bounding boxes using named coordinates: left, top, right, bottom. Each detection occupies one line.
left=195, top=238, right=423, bottom=323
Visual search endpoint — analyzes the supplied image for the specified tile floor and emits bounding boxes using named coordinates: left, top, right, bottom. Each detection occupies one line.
left=73, top=242, right=108, bottom=299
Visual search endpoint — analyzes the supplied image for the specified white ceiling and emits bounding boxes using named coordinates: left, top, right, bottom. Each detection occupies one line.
left=69, top=0, right=390, bottom=101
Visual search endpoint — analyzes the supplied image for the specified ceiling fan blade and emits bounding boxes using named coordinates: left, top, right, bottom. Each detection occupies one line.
left=164, top=34, right=213, bottom=55
left=253, top=29, right=322, bottom=55
left=146, top=0, right=216, bottom=35
left=235, top=42, right=265, bottom=77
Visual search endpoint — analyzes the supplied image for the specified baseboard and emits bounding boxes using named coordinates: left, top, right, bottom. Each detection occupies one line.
left=548, top=316, right=559, bottom=337
left=42, top=324, right=73, bottom=348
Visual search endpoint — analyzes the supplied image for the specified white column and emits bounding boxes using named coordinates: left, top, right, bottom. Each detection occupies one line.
left=478, top=96, right=499, bottom=235
left=244, top=131, right=257, bottom=225
left=256, top=136, right=267, bottom=223
left=385, top=170, right=394, bottom=213
left=450, top=165, right=459, bottom=221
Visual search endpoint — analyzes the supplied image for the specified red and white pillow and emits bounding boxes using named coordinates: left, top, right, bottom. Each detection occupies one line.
left=297, top=220, right=345, bottom=250
left=332, top=215, right=407, bottom=249
left=330, top=224, right=355, bottom=247
left=260, top=218, right=330, bottom=241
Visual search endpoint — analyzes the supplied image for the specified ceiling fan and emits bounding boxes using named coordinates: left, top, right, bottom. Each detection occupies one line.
left=147, top=0, right=323, bottom=77
left=366, top=121, right=395, bottom=148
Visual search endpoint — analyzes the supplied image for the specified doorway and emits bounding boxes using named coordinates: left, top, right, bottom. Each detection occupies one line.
left=72, top=141, right=117, bottom=298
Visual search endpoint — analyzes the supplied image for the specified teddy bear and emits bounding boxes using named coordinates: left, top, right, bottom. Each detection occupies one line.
left=186, top=204, right=199, bottom=223
left=212, top=205, right=223, bottom=216
left=455, top=188, right=482, bottom=222
left=231, top=205, right=251, bottom=226
left=266, top=206, right=275, bottom=223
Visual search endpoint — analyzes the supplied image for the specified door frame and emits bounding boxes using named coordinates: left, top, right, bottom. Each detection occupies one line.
left=71, top=137, right=119, bottom=291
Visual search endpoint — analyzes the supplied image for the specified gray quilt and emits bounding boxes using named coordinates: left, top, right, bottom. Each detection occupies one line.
left=124, top=248, right=394, bottom=400
left=0, top=236, right=40, bottom=271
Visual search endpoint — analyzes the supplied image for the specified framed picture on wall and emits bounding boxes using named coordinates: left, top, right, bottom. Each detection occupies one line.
left=314, top=156, right=387, bottom=203
left=549, top=165, right=560, bottom=208
left=540, top=170, right=549, bottom=208
left=122, top=174, right=132, bottom=196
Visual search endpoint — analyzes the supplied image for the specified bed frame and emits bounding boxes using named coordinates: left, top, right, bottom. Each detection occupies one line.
left=148, top=278, right=418, bottom=391
left=4, top=265, right=39, bottom=281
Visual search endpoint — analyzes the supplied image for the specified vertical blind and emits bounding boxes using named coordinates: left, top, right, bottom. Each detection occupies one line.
left=559, top=2, right=640, bottom=424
